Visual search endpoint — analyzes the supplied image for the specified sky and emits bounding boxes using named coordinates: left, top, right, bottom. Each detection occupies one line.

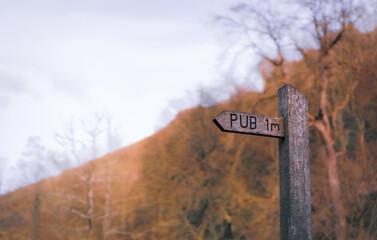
left=0, top=0, right=265, bottom=181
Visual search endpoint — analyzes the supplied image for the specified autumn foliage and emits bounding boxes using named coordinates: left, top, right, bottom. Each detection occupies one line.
left=0, top=27, right=376, bottom=239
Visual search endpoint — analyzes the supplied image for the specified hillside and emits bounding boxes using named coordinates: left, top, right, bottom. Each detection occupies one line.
left=0, top=26, right=376, bottom=239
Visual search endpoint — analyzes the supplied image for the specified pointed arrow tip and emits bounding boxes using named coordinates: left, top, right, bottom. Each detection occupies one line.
left=213, top=116, right=225, bottom=131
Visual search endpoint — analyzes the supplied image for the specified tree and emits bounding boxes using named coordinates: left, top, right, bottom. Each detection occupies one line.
left=14, top=137, right=58, bottom=239
left=22, top=137, right=45, bottom=240
left=53, top=113, right=122, bottom=238
left=216, top=0, right=376, bottom=239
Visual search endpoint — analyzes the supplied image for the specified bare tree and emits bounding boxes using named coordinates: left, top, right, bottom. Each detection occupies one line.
left=17, top=137, right=48, bottom=240
left=25, top=137, right=44, bottom=240
left=53, top=113, right=122, bottom=238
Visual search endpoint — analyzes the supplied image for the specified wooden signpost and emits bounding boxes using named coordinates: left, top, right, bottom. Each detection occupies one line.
left=213, top=84, right=312, bottom=240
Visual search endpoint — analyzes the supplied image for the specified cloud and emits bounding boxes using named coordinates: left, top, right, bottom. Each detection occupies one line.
left=0, top=64, right=46, bottom=106
left=0, top=96, right=10, bottom=108
left=0, top=72, right=29, bottom=93
left=0, top=69, right=33, bottom=107
left=52, top=78, right=85, bottom=97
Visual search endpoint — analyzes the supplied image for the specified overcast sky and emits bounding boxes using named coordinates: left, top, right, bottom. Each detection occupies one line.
left=0, top=0, right=264, bottom=166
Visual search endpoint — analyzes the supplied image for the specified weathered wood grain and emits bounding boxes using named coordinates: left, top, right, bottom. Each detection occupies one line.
left=278, top=84, right=312, bottom=240
left=213, top=110, right=285, bottom=138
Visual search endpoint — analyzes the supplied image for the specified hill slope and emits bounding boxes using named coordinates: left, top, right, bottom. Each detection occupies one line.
left=0, top=26, right=376, bottom=240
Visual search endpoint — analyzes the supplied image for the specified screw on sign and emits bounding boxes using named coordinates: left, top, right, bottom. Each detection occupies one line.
left=213, top=84, right=312, bottom=240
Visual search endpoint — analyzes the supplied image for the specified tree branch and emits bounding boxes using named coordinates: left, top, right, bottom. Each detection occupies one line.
left=331, top=79, right=359, bottom=140
left=69, top=208, right=89, bottom=219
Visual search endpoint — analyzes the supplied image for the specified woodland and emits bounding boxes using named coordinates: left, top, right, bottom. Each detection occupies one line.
left=0, top=1, right=376, bottom=239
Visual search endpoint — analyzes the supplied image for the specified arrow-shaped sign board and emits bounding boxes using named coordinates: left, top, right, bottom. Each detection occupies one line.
left=213, top=110, right=285, bottom=138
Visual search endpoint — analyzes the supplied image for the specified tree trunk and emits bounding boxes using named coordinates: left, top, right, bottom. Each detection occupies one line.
left=315, top=55, right=347, bottom=240
left=102, top=165, right=111, bottom=240
left=315, top=121, right=346, bottom=240
left=32, top=183, right=41, bottom=240
left=86, top=170, right=94, bottom=239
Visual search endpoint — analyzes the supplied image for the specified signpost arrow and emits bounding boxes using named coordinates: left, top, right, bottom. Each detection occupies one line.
left=213, top=110, right=285, bottom=138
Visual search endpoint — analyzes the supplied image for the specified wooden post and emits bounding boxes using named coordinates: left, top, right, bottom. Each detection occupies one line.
left=278, top=84, right=312, bottom=240
left=213, top=84, right=312, bottom=238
